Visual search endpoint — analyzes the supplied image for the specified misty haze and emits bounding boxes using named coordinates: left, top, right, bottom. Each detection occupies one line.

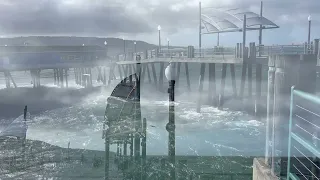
left=0, top=0, right=319, bottom=180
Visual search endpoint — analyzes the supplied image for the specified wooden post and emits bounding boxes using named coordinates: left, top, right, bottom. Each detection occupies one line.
left=176, top=62, right=181, bottom=88
left=60, top=68, right=64, bottom=88
left=107, top=65, right=113, bottom=85
left=54, top=69, right=57, bottom=85
left=208, top=63, right=216, bottom=106
left=39, top=70, right=41, bottom=87
left=158, top=62, right=165, bottom=91
left=230, top=64, right=237, bottom=97
left=122, top=65, right=129, bottom=82
left=57, top=69, right=60, bottom=86
left=74, top=68, right=77, bottom=85
left=146, top=64, right=152, bottom=83
left=7, top=72, right=17, bottom=88
left=129, top=64, right=133, bottom=83
left=141, top=64, right=147, bottom=83
left=151, top=63, right=158, bottom=87
left=185, top=63, right=191, bottom=92
left=65, top=69, right=68, bottom=88
left=248, top=43, right=255, bottom=99
left=81, top=68, right=85, bottom=87
left=103, top=67, right=106, bottom=85
left=236, top=43, right=240, bottom=58
left=255, top=63, right=262, bottom=116
left=239, top=48, right=248, bottom=98
left=218, top=64, right=227, bottom=109
left=89, top=68, right=92, bottom=87
left=196, top=63, right=206, bottom=113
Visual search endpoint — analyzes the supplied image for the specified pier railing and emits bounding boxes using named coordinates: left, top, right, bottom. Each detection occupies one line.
left=287, top=86, right=320, bottom=179
left=116, top=40, right=319, bottom=62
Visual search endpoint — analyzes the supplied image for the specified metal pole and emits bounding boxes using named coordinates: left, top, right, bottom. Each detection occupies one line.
left=134, top=62, right=142, bottom=180
left=104, top=106, right=110, bottom=180
left=199, top=1, right=202, bottom=58
left=159, top=30, right=161, bottom=53
left=308, top=19, right=311, bottom=44
left=168, top=40, right=170, bottom=56
left=242, top=14, right=247, bottom=54
left=141, top=118, right=147, bottom=180
left=217, top=33, right=220, bottom=47
left=134, top=42, right=137, bottom=54
left=259, top=1, right=263, bottom=56
left=166, top=79, right=176, bottom=180
left=124, top=39, right=126, bottom=60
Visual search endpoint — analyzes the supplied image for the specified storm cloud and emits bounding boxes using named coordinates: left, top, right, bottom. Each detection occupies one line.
left=0, top=0, right=319, bottom=37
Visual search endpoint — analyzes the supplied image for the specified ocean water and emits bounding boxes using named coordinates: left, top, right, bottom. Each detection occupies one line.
left=0, top=63, right=268, bottom=157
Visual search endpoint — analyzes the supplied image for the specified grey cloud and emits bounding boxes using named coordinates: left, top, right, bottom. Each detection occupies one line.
left=0, top=0, right=153, bottom=36
left=0, top=0, right=319, bottom=37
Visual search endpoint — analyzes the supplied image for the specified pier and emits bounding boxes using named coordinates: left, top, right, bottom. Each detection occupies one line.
left=0, top=1, right=319, bottom=179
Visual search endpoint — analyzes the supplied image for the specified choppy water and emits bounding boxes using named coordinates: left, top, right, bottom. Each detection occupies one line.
left=0, top=64, right=268, bottom=157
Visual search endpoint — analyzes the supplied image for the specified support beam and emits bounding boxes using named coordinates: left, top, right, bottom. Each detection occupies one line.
left=8, top=72, right=17, bottom=88
left=230, top=64, right=237, bottom=98
left=255, top=64, right=262, bottom=117
left=103, top=67, right=106, bottom=85
left=116, top=64, right=125, bottom=81
left=196, top=63, right=206, bottom=113
left=141, top=64, right=147, bottom=83
left=54, top=69, right=57, bottom=85
left=151, top=63, right=158, bottom=87
left=218, top=64, right=227, bottom=109
left=89, top=68, right=92, bottom=87
left=176, top=62, right=181, bottom=88
left=146, top=64, right=152, bottom=84
left=239, top=48, right=248, bottom=98
left=185, top=63, right=191, bottom=92
left=129, top=64, right=133, bottom=83
left=158, top=62, right=165, bottom=91
left=248, top=43, right=255, bottom=99
left=65, top=69, right=68, bottom=88
left=208, top=63, right=216, bottom=106
left=108, top=65, right=113, bottom=85
left=57, top=69, right=60, bottom=86
left=60, top=68, right=64, bottom=88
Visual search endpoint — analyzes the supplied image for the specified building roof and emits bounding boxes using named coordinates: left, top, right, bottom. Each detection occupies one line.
left=201, top=7, right=279, bottom=34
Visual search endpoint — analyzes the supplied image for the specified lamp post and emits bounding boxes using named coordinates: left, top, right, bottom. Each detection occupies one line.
left=165, top=62, right=176, bottom=180
left=134, top=41, right=137, bottom=56
left=158, top=25, right=161, bottom=53
left=308, top=15, right=312, bottom=45
left=167, top=38, right=170, bottom=57
left=123, top=37, right=126, bottom=60
left=104, top=41, right=108, bottom=57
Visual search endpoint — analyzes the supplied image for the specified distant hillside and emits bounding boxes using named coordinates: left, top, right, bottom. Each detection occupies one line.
left=0, top=36, right=157, bottom=56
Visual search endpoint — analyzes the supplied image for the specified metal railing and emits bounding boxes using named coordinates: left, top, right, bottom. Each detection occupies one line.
left=116, top=42, right=318, bottom=61
left=287, top=86, right=320, bottom=180
left=257, top=43, right=314, bottom=56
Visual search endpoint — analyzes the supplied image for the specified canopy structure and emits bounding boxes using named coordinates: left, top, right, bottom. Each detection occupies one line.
left=200, top=4, right=279, bottom=34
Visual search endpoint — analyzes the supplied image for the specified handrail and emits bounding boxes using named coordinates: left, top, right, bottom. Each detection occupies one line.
left=287, top=86, right=320, bottom=180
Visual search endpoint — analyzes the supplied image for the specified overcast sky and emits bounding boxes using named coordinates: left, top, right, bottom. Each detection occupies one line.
left=0, top=0, right=319, bottom=46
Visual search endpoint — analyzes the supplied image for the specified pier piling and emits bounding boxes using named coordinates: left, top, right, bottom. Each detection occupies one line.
left=196, top=63, right=206, bottom=113
left=208, top=63, right=216, bottom=106
left=185, top=63, right=191, bottom=92
left=230, top=64, right=237, bottom=98
left=218, top=63, right=227, bottom=109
